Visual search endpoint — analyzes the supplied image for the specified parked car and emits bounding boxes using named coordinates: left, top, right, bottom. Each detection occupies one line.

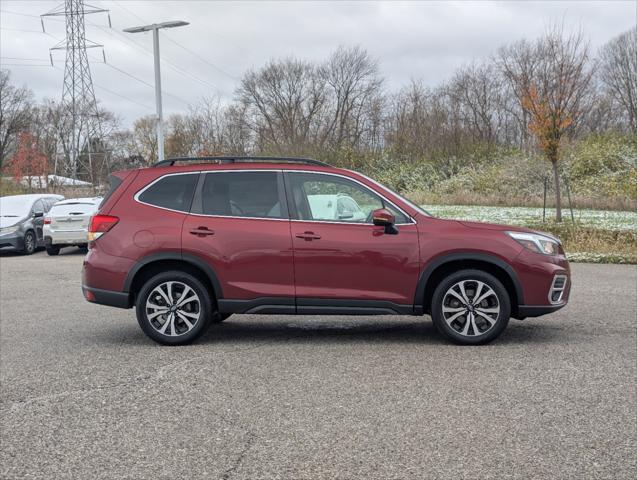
left=43, top=197, right=102, bottom=256
left=82, top=157, right=570, bottom=346
left=0, top=194, right=64, bottom=254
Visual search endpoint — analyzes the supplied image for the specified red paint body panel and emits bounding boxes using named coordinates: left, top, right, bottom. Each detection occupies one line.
left=181, top=215, right=295, bottom=299
left=82, top=160, right=571, bottom=316
left=292, top=222, right=420, bottom=303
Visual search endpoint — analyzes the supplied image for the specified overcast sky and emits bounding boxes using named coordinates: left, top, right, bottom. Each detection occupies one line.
left=1, top=0, right=635, bottom=126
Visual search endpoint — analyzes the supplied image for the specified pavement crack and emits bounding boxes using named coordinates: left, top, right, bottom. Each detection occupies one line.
left=221, top=432, right=256, bottom=480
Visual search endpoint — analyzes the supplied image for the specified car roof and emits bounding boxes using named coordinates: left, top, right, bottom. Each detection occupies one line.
left=1, top=193, right=64, bottom=202
left=141, top=161, right=344, bottom=176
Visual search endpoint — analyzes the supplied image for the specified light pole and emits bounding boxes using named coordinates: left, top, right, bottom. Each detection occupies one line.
left=124, top=21, right=189, bottom=162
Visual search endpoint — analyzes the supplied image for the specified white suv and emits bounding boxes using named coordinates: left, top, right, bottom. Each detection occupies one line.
left=44, top=197, right=102, bottom=255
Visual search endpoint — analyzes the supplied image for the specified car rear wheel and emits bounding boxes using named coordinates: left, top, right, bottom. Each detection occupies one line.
left=431, top=269, right=510, bottom=345
left=22, top=231, right=36, bottom=255
left=46, top=245, right=61, bottom=256
left=136, top=271, right=212, bottom=345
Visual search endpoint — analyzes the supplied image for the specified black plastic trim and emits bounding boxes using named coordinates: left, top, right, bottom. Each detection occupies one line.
left=154, top=156, right=330, bottom=168
left=218, top=297, right=415, bottom=316
left=516, top=304, right=566, bottom=319
left=218, top=297, right=295, bottom=314
left=83, top=286, right=132, bottom=309
left=415, top=252, right=525, bottom=310
left=123, top=251, right=224, bottom=299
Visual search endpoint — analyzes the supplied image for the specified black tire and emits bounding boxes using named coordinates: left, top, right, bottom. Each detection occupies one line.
left=431, top=269, right=510, bottom=345
left=212, top=312, right=231, bottom=323
left=46, top=244, right=61, bottom=256
left=78, top=244, right=88, bottom=253
left=136, top=270, right=213, bottom=345
left=22, top=230, right=36, bottom=255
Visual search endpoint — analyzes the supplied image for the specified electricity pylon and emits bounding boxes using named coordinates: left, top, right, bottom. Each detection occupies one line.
left=42, top=1, right=110, bottom=184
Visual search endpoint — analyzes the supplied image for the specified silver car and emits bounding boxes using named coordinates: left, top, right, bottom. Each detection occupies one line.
left=43, top=197, right=102, bottom=255
left=0, top=194, right=65, bottom=254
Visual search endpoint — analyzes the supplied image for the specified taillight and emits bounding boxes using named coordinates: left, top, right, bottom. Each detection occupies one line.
left=44, top=217, right=51, bottom=225
left=88, top=214, right=119, bottom=241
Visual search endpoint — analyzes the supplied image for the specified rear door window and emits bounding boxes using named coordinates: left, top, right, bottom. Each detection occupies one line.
left=137, top=173, right=198, bottom=212
left=200, top=171, right=286, bottom=219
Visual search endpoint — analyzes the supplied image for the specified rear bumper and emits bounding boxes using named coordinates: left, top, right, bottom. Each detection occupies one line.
left=82, top=285, right=132, bottom=309
left=45, top=230, right=88, bottom=245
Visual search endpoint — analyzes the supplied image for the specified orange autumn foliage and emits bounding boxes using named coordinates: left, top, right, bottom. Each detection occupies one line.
left=9, top=132, right=48, bottom=183
left=521, top=85, right=573, bottom=164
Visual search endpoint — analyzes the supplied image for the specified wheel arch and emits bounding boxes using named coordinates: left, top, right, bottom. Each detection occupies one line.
left=124, top=252, right=223, bottom=303
left=416, top=253, right=524, bottom=317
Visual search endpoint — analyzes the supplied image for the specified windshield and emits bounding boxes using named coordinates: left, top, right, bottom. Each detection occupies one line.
left=356, top=173, right=432, bottom=217
left=50, top=203, right=98, bottom=216
left=0, top=196, right=33, bottom=218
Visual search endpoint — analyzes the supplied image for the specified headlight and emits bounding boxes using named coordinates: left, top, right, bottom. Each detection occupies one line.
left=0, top=225, right=19, bottom=235
left=507, top=231, right=560, bottom=255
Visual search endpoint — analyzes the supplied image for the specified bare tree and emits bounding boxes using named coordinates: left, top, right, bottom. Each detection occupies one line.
left=448, top=62, right=508, bottom=145
left=130, top=116, right=158, bottom=164
left=237, top=58, right=327, bottom=154
left=499, top=28, right=595, bottom=221
left=319, top=46, right=383, bottom=153
left=599, top=27, right=637, bottom=133
left=0, top=70, right=34, bottom=169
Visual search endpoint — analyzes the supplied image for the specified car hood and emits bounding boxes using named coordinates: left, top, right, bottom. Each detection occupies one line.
left=0, top=217, right=24, bottom=229
left=458, top=220, right=533, bottom=233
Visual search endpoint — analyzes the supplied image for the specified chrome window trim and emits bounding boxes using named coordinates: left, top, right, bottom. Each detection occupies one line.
left=134, top=168, right=416, bottom=225
left=134, top=171, right=201, bottom=215
left=283, top=169, right=416, bottom=225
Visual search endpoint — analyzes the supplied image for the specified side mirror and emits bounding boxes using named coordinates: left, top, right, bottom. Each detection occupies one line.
left=33, top=211, right=44, bottom=218
left=372, top=208, right=398, bottom=235
left=338, top=211, right=354, bottom=220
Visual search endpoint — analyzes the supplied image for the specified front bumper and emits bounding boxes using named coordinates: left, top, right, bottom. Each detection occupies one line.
left=513, top=250, right=571, bottom=319
left=517, top=303, right=567, bottom=318
left=0, top=233, right=24, bottom=251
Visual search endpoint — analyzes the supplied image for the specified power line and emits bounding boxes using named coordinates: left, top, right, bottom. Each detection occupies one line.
left=0, top=63, right=52, bottom=67
left=88, top=21, right=224, bottom=92
left=51, top=64, right=154, bottom=111
left=1, top=56, right=50, bottom=61
left=162, top=33, right=239, bottom=81
left=107, top=0, right=238, bottom=82
left=0, top=27, right=48, bottom=34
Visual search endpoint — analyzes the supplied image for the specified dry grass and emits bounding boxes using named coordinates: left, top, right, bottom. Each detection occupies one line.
left=526, top=222, right=637, bottom=263
left=407, top=191, right=637, bottom=212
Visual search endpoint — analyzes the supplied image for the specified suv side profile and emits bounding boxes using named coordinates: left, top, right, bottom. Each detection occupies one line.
left=82, top=157, right=570, bottom=346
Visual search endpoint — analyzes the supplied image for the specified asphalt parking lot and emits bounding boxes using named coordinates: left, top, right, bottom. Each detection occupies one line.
left=0, top=250, right=635, bottom=479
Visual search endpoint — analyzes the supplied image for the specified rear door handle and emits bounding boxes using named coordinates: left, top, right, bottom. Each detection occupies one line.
left=189, top=226, right=215, bottom=237
left=295, top=231, right=321, bottom=241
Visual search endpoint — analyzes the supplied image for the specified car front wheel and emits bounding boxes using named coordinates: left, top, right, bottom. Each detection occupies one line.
left=136, top=271, right=212, bottom=345
left=431, top=269, right=510, bottom=345
left=22, top=231, right=36, bottom=255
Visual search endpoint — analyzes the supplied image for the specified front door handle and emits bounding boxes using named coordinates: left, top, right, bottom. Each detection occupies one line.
left=189, top=226, right=215, bottom=237
left=295, top=231, right=321, bottom=241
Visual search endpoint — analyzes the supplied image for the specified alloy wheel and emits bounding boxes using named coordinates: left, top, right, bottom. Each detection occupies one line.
left=145, top=281, right=201, bottom=337
left=24, top=232, right=35, bottom=254
left=442, top=279, right=500, bottom=337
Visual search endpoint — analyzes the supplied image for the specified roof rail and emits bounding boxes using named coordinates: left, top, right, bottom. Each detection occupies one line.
left=153, top=156, right=330, bottom=168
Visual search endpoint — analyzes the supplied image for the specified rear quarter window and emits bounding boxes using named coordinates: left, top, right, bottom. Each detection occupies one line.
left=137, top=173, right=198, bottom=212
left=100, top=175, right=124, bottom=209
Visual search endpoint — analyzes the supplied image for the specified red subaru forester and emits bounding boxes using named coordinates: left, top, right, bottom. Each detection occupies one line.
left=82, top=157, right=570, bottom=345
